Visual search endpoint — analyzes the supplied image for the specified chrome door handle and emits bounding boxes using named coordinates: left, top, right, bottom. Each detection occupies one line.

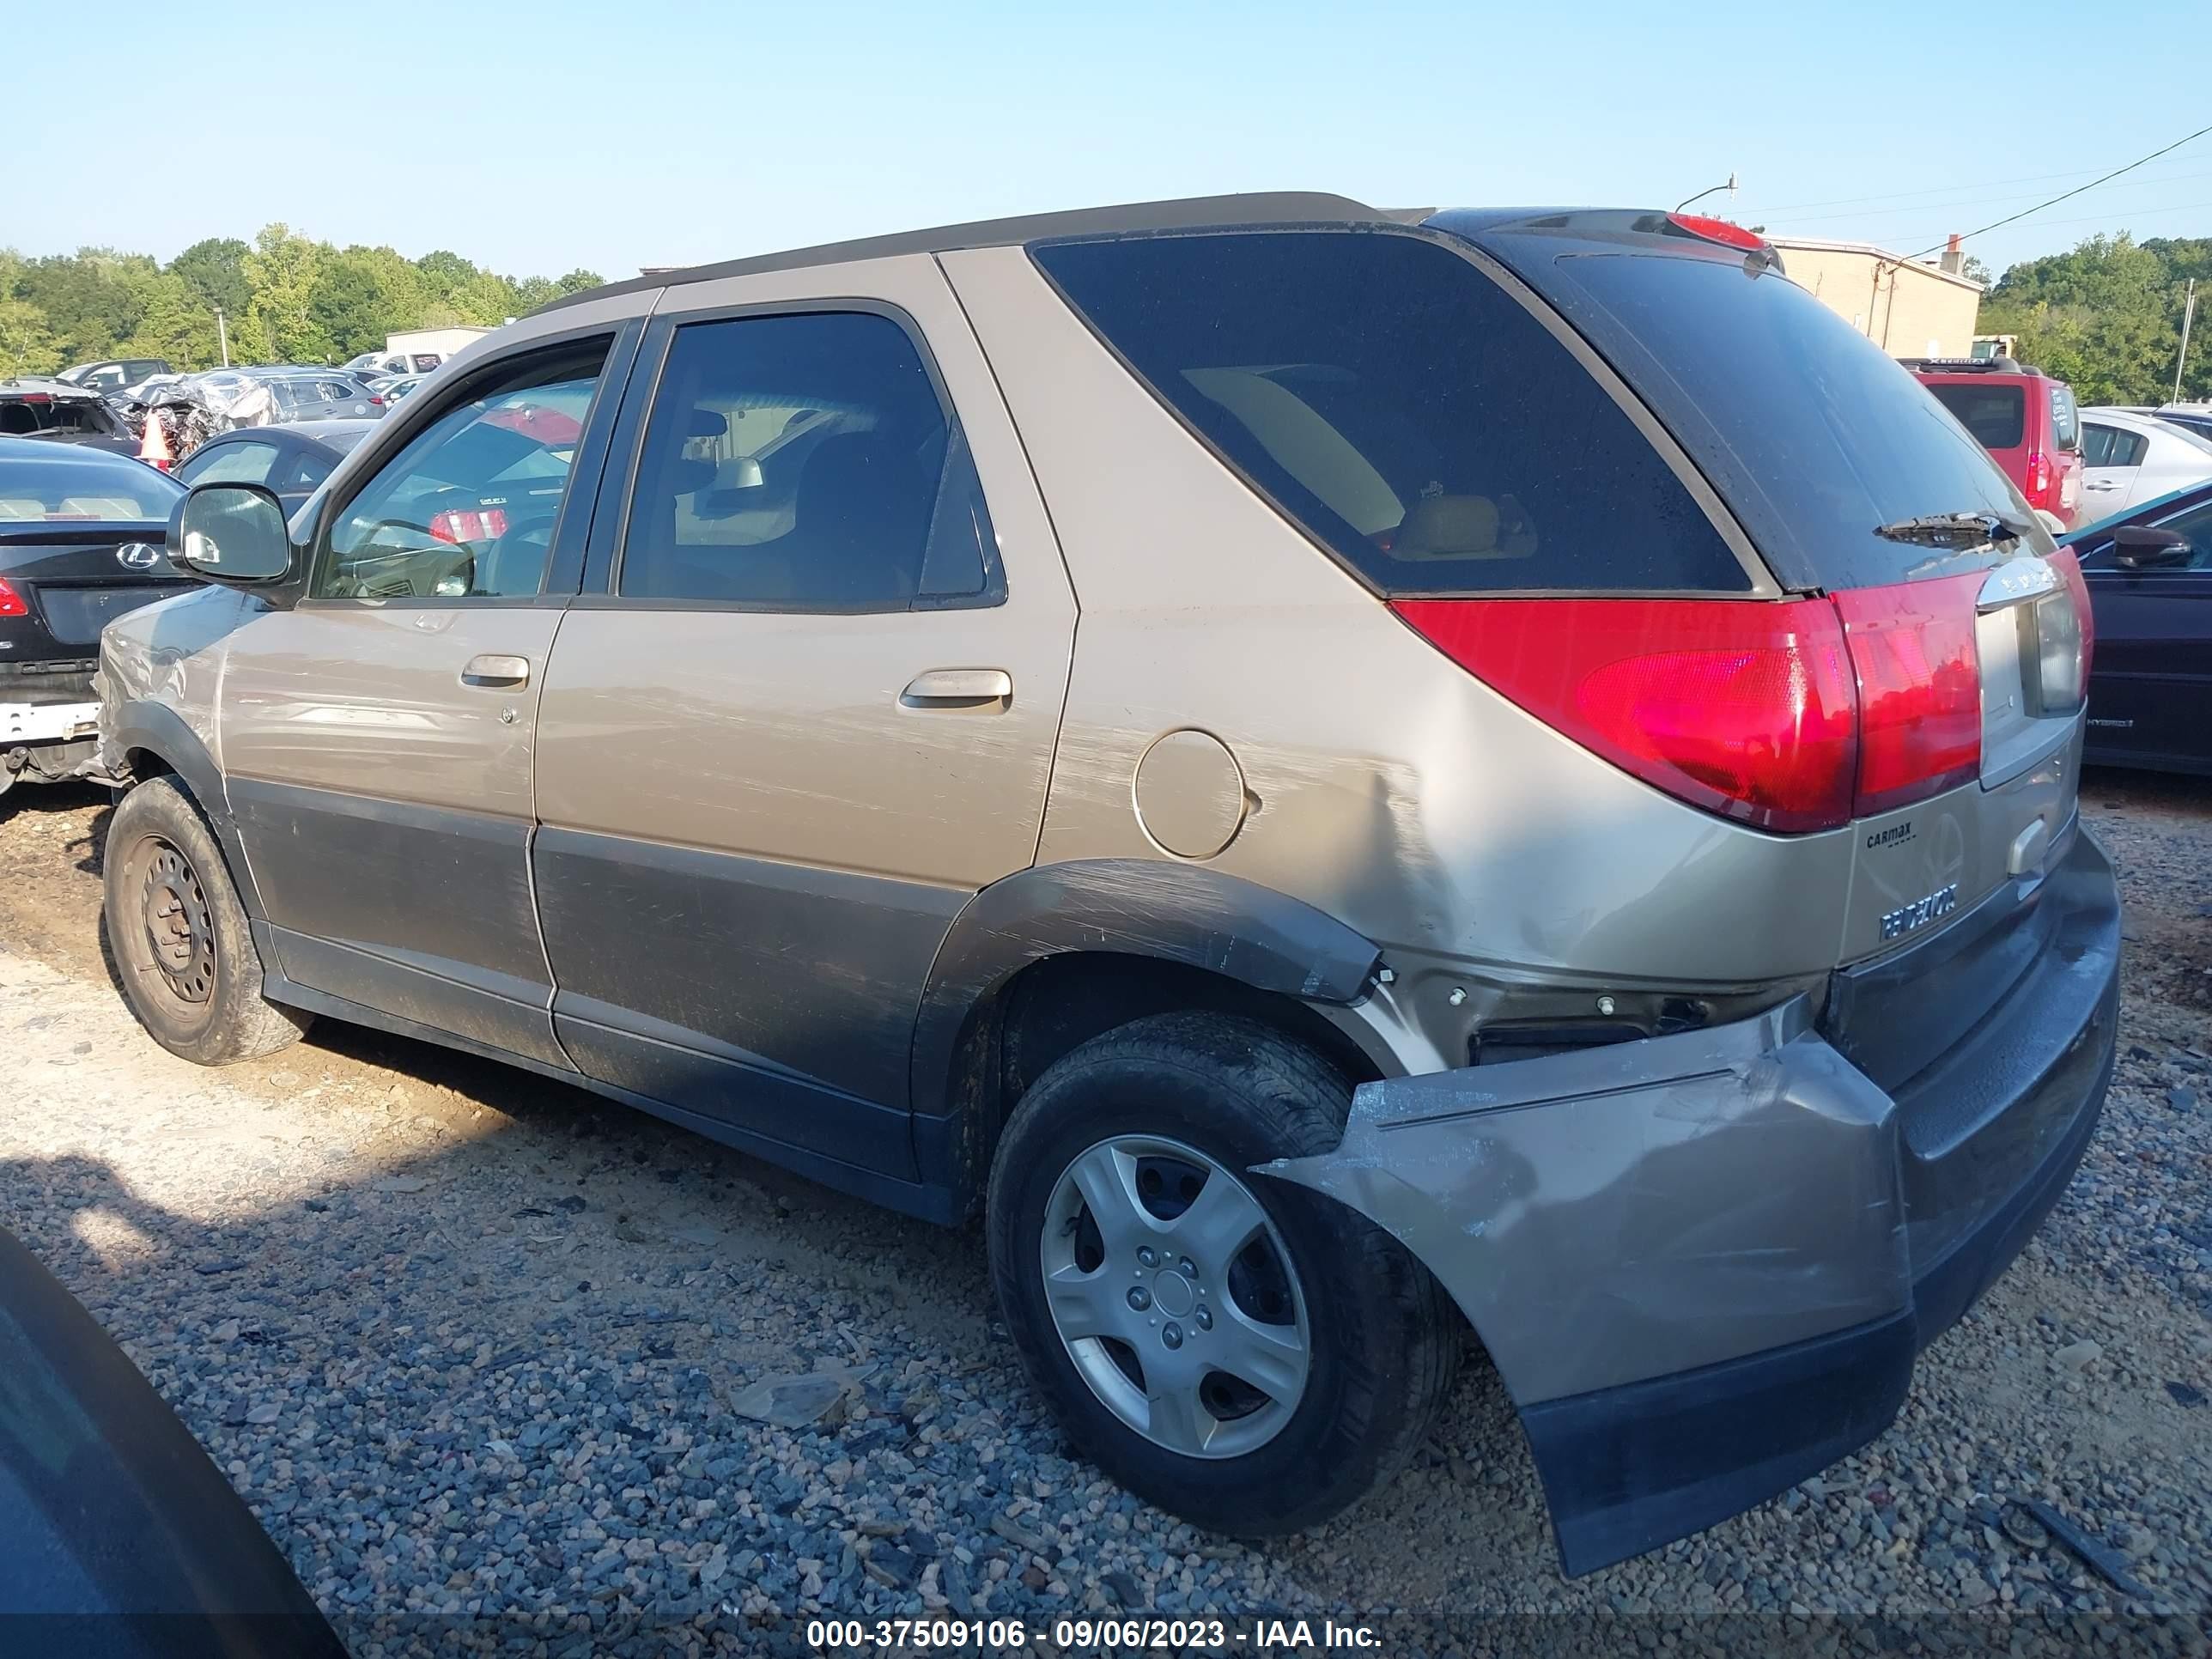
left=461, top=653, right=531, bottom=688
left=900, top=668, right=1012, bottom=708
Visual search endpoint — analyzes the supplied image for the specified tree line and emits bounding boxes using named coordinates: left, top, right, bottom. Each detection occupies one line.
left=5, top=222, right=2208, bottom=407
left=0, top=225, right=605, bottom=377
left=1978, top=234, right=2212, bottom=406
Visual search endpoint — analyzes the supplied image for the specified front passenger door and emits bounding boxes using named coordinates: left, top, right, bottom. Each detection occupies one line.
left=217, top=327, right=635, bottom=1067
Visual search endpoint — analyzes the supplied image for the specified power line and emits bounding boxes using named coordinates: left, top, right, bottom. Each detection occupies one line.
left=1748, top=155, right=2209, bottom=216
left=1767, top=171, right=2212, bottom=231
left=1904, top=120, right=2212, bottom=259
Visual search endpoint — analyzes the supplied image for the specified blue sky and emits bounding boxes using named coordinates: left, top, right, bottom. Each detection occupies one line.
left=12, top=1, right=2209, bottom=282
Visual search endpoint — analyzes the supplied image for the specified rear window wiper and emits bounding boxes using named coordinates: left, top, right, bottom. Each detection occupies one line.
left=1872, top=511, right=2022, bottom=549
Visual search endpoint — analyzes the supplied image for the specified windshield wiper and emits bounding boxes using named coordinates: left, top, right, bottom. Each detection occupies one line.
left=1872, top=511, right=2022, bottom=549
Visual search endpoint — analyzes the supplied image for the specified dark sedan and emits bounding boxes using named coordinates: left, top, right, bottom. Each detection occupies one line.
left=1, top=440, right=191, bottom=796
left=2064, top=479, right=2212, bottom=774
left=173, top=420, right=378, bottom=515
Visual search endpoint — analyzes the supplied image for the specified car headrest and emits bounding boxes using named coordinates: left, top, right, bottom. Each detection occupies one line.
left=684, top=406, right=727, bottom=440
left=1393, top=495, right=1500, bottom=558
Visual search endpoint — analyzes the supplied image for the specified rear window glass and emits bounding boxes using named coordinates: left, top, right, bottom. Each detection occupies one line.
left=1501, top=247, right=2045, bottom=590
left=2048, top=383, right=2079, bottom=451
left=1925, top=383, right=2025, bottom=450
left=0, top=450, right=182, bottom=520
left=1032, top=230, right=1748, bottom=594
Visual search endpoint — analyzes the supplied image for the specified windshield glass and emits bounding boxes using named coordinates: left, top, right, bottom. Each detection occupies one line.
left=1486, top=243, right=2049, bottom=588
left=0, top=447, right=183, bottom=520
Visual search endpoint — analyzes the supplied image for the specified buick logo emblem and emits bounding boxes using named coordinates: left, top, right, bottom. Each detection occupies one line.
left=116, top=543, right=161, bottom=571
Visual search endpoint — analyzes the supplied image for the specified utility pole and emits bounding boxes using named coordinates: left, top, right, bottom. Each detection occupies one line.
left=215, top=306, right=230, bottom=368
left=2175, top=278, right=2197, bottom=404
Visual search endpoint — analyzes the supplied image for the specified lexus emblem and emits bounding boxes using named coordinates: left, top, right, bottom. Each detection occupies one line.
left=116, top=543, right=161, bottom=571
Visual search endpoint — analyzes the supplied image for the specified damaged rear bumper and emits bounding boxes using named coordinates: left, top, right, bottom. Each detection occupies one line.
left=1260, top=829, right=2119, bottom=1575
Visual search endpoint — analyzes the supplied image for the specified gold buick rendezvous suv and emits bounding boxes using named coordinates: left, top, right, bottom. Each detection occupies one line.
left=96, top=194, right=2118, bottom=1572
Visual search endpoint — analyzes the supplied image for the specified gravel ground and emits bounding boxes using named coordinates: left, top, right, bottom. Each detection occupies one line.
left=1, top=775, right=2209, bottom=1656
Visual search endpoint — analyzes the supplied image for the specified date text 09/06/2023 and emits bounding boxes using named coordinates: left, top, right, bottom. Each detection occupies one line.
left=805, top=1615, right=1384, bottom=1650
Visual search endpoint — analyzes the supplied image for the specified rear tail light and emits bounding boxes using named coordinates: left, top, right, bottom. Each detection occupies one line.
left=1666, top=214, right=1771, bottom=254
left=1392, top=597, right=1859, bottom=831
left=2040, top=547, right=2094, bottom=706
left=2023, top=450, right=2053, bottom=506
left=427, top=507, right=508, bottom=544
left=1831, top=572, right=1983, bottom=816
left=1395, top=565, right=2049, bottom=835
left=0, top=578, right=26, bottom=618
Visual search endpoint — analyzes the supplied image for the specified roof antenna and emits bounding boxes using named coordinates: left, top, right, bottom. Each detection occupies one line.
left=1675, top=172, right=1738, bottom=214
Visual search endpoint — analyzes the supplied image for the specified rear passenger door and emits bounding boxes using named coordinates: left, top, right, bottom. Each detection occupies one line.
left=531, top=259, right=1076, bottom=1178
left=2080, top=421, right=2145, bottom=513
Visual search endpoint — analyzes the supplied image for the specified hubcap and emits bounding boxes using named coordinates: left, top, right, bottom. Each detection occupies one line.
left=1040, top=1134, right=1310, bottom=1459
left=138, top=840, right=216, bottom=1004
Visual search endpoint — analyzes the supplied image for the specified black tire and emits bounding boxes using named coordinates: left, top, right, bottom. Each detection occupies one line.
left=103, top=776, right=311, bottom=1065
left=987, top=1012, right=1457, bottom=1536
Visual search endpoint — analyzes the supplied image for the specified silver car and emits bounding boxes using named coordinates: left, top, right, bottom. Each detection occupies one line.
left=94, top=194, right=2118, bottom=1572
left=2080, top=404, right=2212, bottom=513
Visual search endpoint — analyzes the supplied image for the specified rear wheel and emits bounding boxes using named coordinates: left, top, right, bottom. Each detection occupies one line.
left=103, top=777, right=310, bottom=1065
left=988, top=1012, right=1457, bottom=1535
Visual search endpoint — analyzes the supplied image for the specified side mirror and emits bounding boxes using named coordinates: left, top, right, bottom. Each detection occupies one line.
left=170, top=483, right=298, bottom=591
left=2113, top=522, right=2193, bottom=570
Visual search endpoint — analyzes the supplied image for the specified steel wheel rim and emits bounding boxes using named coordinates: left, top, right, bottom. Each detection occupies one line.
left=132, top=836, right=216, bottom=1007
left=1040, top=1133, right=1310, bottom=1459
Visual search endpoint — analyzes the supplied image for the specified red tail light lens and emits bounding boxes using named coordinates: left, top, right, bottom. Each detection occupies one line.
left=428, top=507, right=508, bottom=544
left=0, top=578, right=26, bottom=618
left=2024, top=450, right=2052, bottom=505
left=1393, top=597, right=1860, bottom=832
left=1832, top=570, right=1983, bottom=816
left=1395, top=571, right=2002, bottom=835
left=1666, top=214, right=1771, bottom=253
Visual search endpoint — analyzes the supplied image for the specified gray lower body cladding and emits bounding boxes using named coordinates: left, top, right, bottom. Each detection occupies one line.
left=1261, top=829, right=2121, bottom=1574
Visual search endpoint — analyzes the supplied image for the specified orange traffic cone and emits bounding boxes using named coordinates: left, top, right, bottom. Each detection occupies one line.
left=137, top=412, right=173, bottom=471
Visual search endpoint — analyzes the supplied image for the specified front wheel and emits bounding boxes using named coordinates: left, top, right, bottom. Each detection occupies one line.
left=103, top=776, right=311, bottom=1065
left=988, top=1012, right=1457, bottom=1535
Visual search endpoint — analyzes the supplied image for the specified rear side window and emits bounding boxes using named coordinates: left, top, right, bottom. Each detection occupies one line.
left=2082, top=424, right=2146, bottom=469
left=618, top=311, right=998, bottom=611
left=1032, top=230, right=1747, bottom=594
left=1925, top=383, right=2025, bottom=450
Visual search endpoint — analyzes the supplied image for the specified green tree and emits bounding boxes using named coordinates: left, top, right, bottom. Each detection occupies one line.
left=117, top=270, right=222, bottom=369
left=240, top=223, right=331, bottom=363
left=555, top=268, right=604, bottom=296
left=447, top=269, right=522, bottom=326
left=415, top=248, right=478, bottom=301
left=310, top=245, right=434, bottom=359
left=167, top=236, right=250, bottom=325
left=1979, top=233, right=2212, bottom=404
left=12, top=249, right=146, bottom=364
left=0, top=296, right=64, bottom=378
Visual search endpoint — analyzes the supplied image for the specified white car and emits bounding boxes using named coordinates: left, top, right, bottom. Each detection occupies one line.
left=2079, top=405, right=2212, bottom=514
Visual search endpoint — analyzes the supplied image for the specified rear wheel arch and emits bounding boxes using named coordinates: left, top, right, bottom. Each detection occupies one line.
left=908, top=859, right=1389, bottom=1212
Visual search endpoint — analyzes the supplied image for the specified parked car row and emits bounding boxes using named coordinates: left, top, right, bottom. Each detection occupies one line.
left=77, top=195, right=2123, bottom=1583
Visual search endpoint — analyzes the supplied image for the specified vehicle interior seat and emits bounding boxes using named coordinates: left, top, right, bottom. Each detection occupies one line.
left=788, top=433, right=930, bottom=606
left=1388, top=493, right=1540, bottom=562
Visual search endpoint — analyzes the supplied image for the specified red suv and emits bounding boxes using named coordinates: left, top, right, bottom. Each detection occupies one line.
left=1906, top=357, right=2082, bottom=527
